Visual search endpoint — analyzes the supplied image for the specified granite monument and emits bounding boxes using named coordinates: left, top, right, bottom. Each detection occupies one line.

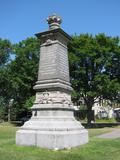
left=16, top=15, right=89, bottom=149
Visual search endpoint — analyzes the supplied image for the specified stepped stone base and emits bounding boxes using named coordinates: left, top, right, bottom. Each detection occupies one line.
left=16, top=129, right=88, bottom=149
left=16, top=104, right=88, bottom=149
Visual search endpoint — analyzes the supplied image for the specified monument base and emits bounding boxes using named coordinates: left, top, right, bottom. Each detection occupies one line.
left=16, top=129, right=88, bottom=149
left=16, top=104, right=88, bottom=149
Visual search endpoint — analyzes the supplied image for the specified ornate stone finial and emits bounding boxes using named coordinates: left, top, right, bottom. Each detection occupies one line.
left=47, top=14, right=62, bottom=30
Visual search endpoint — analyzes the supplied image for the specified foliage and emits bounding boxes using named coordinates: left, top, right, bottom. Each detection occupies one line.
left=0, top=38, right=12, bottom=99
left=0, top=97, right=6, bottom=121
left=0, top=33, right=120, bottom=122
left=9, top=37, right=39, bottom=119
left=69, top=33, right=120, bottom=125
left=24, top=96, right=35, bottom=111
left=0, top=37, right=39, bottom=120
left=0, top=38, right=12, bottom=67
left=0, top=38, right=12, bottom=121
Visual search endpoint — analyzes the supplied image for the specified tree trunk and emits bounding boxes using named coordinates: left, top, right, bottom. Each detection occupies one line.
left=86, top=103, right=94, bottom=128
left=84, top=97, right=94, bottom=127
left=87, top=108, right=92, bottom=127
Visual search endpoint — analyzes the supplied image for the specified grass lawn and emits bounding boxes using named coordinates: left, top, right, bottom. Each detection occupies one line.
left=0, top=122, right=120, bottom=160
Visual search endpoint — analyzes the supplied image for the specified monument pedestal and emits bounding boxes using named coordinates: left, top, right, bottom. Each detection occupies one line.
left=16, top=104, right=88, bottom=149
left=16, top=14, right=89, bottom=149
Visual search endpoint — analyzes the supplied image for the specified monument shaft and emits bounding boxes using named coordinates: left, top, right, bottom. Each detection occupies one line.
left=34, top=28, right=72, bottom=93
left=16, top=15, right=88, bottom=149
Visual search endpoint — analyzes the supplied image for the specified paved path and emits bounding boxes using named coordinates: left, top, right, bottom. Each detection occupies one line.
left=97, top=129, right=120, bottom=139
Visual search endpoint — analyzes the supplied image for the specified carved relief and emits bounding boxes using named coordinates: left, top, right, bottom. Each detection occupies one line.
left=35, top=91, right=72, bottom=105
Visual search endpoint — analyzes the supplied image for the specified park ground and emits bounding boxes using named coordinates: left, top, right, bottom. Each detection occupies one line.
left=0, top=123, right=120, bottom=160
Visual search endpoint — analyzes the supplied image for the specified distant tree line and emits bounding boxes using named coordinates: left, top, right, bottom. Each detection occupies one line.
left=0, top=33, right=120, bottom=125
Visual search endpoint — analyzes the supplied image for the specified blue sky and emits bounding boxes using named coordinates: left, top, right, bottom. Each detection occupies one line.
left=0, top=0, right=120, bottom=44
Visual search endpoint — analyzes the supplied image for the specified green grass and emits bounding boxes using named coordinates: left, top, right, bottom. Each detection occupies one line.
left=95, top=118, right=117, bottom=123
left=80, top=118, right=117, bottom=123
left=0, top=123, right=120, bottom=160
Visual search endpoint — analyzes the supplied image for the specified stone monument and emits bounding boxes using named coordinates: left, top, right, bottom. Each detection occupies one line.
left=16, top=14, right=89, bottom=149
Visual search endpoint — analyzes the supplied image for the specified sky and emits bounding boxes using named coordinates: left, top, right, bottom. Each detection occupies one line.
left=0, top=0, right=120, bottom=44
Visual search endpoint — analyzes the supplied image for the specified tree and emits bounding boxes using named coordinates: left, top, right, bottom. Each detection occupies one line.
left=104, top=38, right=120, bottom=104
left=0, top=38, right=12, bottom=67
left=0, top=37, right=40, bottom=120
left=0, top=38, right=12, bottom=120
left=0, top=96, right=7, bottom=121
left=8, top=37, right=40, bottom=120
left=69, top=33, right=120, bottom=126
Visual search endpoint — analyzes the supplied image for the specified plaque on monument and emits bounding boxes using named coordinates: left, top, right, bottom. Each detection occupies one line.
left=16, top=14, right=89, bottom=149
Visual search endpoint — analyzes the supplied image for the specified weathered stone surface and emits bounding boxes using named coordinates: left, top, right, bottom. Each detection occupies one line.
left=34, top=91, right=72, bottom=105
left=34, top=28, right=72, bottom=93
left=16, top=129, right=88, bottom=149
left=16, top=103, right=88, bottom=149
left=38, top=41, right=69, bottom=82
left=16, top=130, right=36, bottom=146
left=16, top=14, right=89, bottom=149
